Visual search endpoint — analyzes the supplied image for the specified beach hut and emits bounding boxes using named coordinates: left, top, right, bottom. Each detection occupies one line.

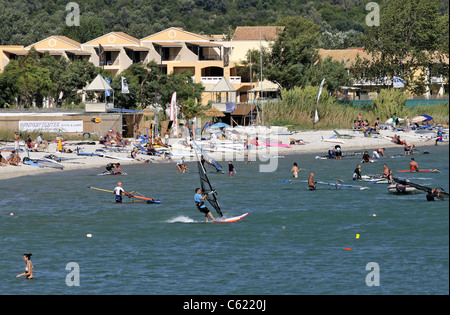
left=84, top=74, right=114, bottom=113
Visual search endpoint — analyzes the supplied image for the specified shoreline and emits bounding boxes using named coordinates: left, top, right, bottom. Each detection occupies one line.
left=1, top=128, right=446, bottom=180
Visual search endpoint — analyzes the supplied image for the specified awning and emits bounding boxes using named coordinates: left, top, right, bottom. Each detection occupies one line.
left=152, top=42, right=183, bottom=48
left=66, top=50, right=92, bottom=56
left=3, top=50, right=29, bottom=55
left=186, top=41, right=222, bottom=47
left=231, top=104, right=258, bottom=116
left=95, top=47, right=121, bottom=52
left=36, top=50, right=63, bottom=55
left=124, top=46, right=150, bottom=51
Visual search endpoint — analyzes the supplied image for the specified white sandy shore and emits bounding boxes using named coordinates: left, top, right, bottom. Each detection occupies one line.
left=0, top=128, right=445, bottom=180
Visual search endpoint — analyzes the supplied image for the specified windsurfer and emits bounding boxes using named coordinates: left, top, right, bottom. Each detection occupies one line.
left=194, top=188, right=215, bottom=222
left=113, top=182, right=130, bottom=203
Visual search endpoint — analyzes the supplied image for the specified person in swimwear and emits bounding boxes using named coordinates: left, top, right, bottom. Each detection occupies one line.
left=16, top=253, right=34, bottom=279
left=409, top=158, right=419, bottom=171
left=382, top=163, right=390, bottom=178
left=291, top=162, right=300, bottom=178
left=308, top=172, right=316, bottom=190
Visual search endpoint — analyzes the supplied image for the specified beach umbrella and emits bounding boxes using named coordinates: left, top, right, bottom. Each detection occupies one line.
left=210, top=122, right=230, bottom=129
left=411, top=115, right=433, bottom=123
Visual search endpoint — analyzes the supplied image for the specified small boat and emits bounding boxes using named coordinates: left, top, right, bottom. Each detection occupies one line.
left=387, top=184, right=418, bottom=194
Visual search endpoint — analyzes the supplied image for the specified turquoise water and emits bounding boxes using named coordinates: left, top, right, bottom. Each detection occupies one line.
left=0, top=145, right=448, bottom=295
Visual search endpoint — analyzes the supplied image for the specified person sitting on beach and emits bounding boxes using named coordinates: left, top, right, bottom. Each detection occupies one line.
left=0, top=152, right=8, bottom=166
left=374, top=118, right=380, bottom=131
left=308, top=172, right=316, bottom=190
left=106, top=162, right=125, bottom=174
left=7, top=150, right=21, bottom=166
left=36, top=133, right=49, bottom=150
left=357, top=113, right=363, bottom=125
left=362, top=151, right=371, bottom=163
left=409, top=158, right=419, bottom=171
left=25, top=135, right=33, bottom=150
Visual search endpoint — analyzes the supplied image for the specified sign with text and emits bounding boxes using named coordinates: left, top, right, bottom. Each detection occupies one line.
left=19, top=120, right=83, bottom=133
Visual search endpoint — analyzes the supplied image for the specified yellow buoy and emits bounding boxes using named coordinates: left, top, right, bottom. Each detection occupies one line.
left=356, top=234, right=360, bottom=239
left=57, top=138, right=62, bottom=152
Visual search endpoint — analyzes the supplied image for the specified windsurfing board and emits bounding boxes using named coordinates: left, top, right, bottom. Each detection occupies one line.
left=210, top=213, right=248, bottom=223
left=396, top=169, right=440, bottom=173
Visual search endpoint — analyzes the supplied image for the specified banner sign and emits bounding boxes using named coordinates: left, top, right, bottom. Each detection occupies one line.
left=19, top=120, right=83, bottom=133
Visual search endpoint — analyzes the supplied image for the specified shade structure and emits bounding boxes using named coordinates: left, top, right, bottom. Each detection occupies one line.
left=411, top=115, right=433, bottom=123
left=203, top=107, right=225, bottom=117
left=210, top=122, right=230, bottom=129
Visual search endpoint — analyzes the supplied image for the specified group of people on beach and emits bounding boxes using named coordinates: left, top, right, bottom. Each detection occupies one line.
left=0, top=149, right=21, bottom=166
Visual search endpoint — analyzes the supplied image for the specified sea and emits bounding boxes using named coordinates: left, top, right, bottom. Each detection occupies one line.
left=0, top=145, right=448, bottom=296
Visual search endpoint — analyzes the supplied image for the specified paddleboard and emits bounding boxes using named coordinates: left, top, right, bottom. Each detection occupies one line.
left=97, top=171, right=127, bottom=176
left=396, top=169, right=440, bottom=173
left=210, top=213, right=248, bottom=223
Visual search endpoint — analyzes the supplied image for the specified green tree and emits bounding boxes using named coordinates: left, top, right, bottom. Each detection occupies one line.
left=352, top=0, right=448, bottom=90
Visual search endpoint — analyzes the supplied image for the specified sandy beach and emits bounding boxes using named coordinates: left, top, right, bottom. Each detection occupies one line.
left=0, top=127, right=445, bottom=180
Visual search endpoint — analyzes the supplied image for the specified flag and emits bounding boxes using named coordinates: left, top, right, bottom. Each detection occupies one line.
left=98, top=44, right=106, bottom=67
left=121, top=76, right=129, bottom=94
left=104, top=77, right=111, bottom=97
left=393, top=76, right=405, bottom=88
left=315, top=78, right=325, bottom=123
left=169, top=92, right=178, bottom=137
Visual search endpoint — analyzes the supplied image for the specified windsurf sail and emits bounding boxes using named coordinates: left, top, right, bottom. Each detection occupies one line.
left=192, top=141, right=224, bottom=173
left=392, top=177, right=449, bottom=199
left=193, top=143, right=223, bottom=217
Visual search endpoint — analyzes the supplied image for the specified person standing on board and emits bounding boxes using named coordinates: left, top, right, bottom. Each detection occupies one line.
left=194, top=188, right=215, bottom=222
left=16, top=253, right=34, bottom=279
left=113, top=182, right=130, bottom=203
left=409, top=158, right=419, bottom=172
left=382, top=163, right=390, bottom=178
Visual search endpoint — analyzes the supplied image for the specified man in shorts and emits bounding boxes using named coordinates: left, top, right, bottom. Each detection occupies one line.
left=194, top=188, right=215, bottom=222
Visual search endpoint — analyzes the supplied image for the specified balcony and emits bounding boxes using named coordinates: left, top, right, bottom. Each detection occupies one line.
left=201, top=76, right=241, bottom=84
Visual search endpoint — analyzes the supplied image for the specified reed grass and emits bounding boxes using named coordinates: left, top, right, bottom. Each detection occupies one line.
left=264, top=86, right=449, bottom=129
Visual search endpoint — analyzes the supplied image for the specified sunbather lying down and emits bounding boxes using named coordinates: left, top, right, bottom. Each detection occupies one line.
left=290, top=138, right=307, bottom=145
